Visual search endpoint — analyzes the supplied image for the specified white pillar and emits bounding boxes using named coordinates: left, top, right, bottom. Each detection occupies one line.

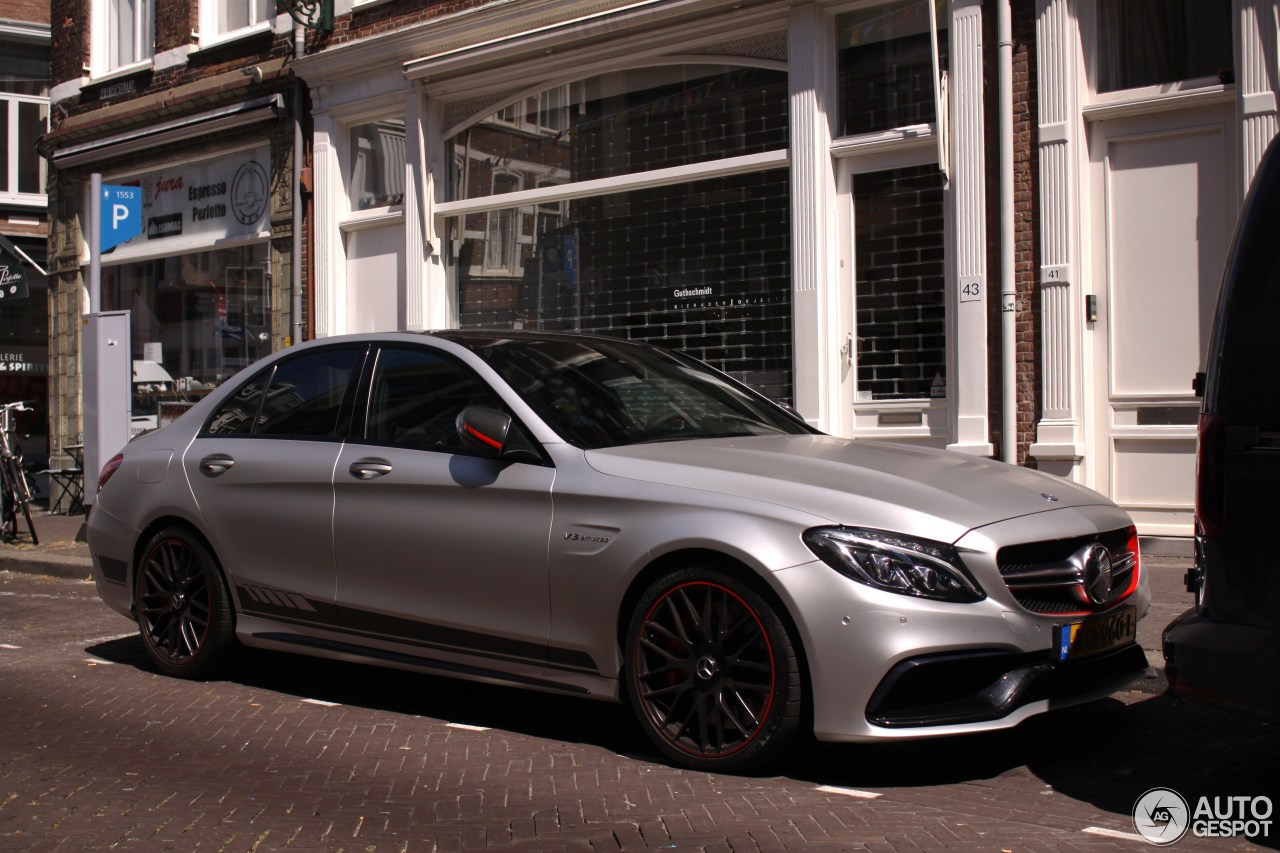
left=1028, top=0, right=1086, bottom=478
left=947, top=0, right=993, bottom=457
left=311, top=90, right=340, bottom=338
left=788, top=3, right=840, bottom=431
left=1238, top=0, right=1280, bottom=189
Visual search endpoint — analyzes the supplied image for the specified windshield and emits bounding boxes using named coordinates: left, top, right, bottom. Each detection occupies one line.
left=467, top=337, right=814, bottom=449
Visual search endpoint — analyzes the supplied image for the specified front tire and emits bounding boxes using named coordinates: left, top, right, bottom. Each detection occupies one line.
left=625, top=567, right=803, bottom=772
left=134, top=527, right=235, bottom=678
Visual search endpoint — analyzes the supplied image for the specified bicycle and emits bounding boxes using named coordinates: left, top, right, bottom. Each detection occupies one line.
left=0, top=401, right=39, bottom=545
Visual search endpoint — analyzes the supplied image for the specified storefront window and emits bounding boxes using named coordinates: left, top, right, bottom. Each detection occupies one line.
left=451, top=66, right=787, bottom=200
left=457, top=169, right=793, bottom=401
left=349, top=119, right=406, bottom=210
left=0, top=245, right=49, bottom=470
left=854, top=165, right=945, bottom=401
left=837, top=0, right=947, bottom=138
left=1096, top=0, right=1232, bottom=93
left=103, top=243, right=271, bottom=432
left=447, top=65, right=791, bottom=400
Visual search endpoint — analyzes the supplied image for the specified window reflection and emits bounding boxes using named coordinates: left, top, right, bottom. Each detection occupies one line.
left=349, top=119, right=406, bottom=210
left=104, top=244, right=272, bottom=432
left=855, top=166, right=946, bottom=401
left=837, top=0, right=948, bottom=138
left=446, top=66, right=792, bottom=402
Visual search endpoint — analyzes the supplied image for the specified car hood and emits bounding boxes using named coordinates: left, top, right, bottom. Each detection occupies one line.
left=583, top=434, right=1112, bottom=543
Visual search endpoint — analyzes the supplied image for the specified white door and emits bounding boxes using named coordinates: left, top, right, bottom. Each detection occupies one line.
left=1088, top=104, right=1235, bottom=536
left=345, top=224, right=406, bottom=332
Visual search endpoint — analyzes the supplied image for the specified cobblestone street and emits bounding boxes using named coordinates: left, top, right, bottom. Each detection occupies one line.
left=1, top=559, right=1275, bottom=852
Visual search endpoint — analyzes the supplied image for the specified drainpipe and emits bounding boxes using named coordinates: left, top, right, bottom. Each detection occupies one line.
left=292, top=22, right=306, bottom=345
left=998, top=0, right=1016, bottom=463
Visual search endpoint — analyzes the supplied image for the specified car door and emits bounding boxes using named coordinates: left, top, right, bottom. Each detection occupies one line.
left=184, top=344, right=368, bottom=628
left=331, top=344, right=556, bottom=671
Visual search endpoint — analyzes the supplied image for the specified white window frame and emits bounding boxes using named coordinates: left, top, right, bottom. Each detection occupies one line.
left=199, top=0, right=274, bottom=47
left=91, top=0, right=155, bottom=77
left=482, top=171, right=523, bottom=276
left=0, top=91, right=49, bottom=206
left=836, top=136, right=950, bottom=443
left=342, top=113, right=407, bottom=219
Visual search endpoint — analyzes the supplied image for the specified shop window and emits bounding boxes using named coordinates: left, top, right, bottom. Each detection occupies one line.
left=446, top=65, right=791, bottom=402
left=204, top=0, right=274, bottom=39
left=103, top=244, right=272, bottom=432
left=451, top=66, right=787, bottom=202
left=1096, top=0, right=1232, bottom=93
left=853, top=165, right=946, bottom=401
left=0, top=41, right=49, bottom=203
left=364, top=347, right=502, bottom=452
left=349, top=119, right=406, bottom=210
left=457, top=169, right=793, bottom=401
left=94, top=0, right=155, bottom=73
left=837, top=0, right=947, bottom=138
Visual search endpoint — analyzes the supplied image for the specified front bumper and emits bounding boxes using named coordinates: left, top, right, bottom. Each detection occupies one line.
left=1163, top=608, right=1280, bottom=722
left=778, top=504, right=1152, bottom=742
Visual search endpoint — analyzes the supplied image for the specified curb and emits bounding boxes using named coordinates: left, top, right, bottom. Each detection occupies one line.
left=0, top=551, right=93, bottom=580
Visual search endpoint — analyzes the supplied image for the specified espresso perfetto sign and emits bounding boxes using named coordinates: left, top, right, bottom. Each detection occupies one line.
left=137, top=148, right=271, bottom=242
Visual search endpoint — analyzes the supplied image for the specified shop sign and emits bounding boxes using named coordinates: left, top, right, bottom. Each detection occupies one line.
left=0, top=242, right=29, bottom=301
left=147, top=213, right=183, bottom=240
left=0, top=349, right=47, bottom=374
left=130, top=147, right=271, bottom=243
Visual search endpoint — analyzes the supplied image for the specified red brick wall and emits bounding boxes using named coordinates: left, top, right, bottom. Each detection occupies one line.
left=985, top=0, right=1041, bottom=466
left=8, top=0, right=50, bottom=25
left=1012, top=0, right=1040, bottom=467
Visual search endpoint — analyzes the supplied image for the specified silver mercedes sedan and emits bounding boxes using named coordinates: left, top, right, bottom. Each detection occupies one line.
left=89, top=330, right=1151, bottom=772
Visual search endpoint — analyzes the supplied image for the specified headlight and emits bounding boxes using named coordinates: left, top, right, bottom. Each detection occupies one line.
left=803, top=527, right=985, bottom=603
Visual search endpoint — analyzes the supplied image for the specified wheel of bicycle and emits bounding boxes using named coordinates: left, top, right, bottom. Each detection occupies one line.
left=0, top=467, right=16, bottom=543
left=13, top=462, right=37, bottom=545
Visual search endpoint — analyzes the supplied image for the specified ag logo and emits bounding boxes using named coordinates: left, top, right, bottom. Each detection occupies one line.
left=1133, top=787, right=1190, bottom=845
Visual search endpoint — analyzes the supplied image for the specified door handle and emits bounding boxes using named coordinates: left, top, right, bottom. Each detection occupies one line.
left=349, top=459, right=393, bottom=480
left=199, top=454, right=235, bottom=476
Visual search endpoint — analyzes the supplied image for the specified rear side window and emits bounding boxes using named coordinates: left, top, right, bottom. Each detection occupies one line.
left=364, top=347, right=503, bottom=452
left=204, top=347, right=364, bottom=437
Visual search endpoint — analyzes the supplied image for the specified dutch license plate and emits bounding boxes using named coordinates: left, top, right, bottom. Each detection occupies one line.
left=1053, top=606, right=1137, bottom=661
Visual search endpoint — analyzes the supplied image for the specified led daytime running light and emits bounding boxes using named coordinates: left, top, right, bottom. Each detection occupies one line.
left=804, top=527, right=984, bottom=603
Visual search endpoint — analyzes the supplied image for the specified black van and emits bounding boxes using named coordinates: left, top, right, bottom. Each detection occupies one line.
left=1162, top=135, right=1280, bottom=722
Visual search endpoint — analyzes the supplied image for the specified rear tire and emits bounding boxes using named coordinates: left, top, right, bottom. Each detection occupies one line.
left=625, top=567, right=803, bottom=772
left=134, top=526, right=235, bottom=678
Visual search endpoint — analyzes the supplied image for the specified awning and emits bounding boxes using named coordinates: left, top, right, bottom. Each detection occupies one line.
left=0, top=234, right=47, bottom=278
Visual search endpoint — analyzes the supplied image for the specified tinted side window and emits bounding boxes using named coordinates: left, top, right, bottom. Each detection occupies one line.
left=204, top=347, right=363, bottom=438
left=365, top=347, right=502, bottom=452
left=205, top=369, right=269, bottom=435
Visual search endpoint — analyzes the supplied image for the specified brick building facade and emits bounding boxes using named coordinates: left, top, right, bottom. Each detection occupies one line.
left=39, top=0, right=1280, bottom=537
left=1, top=0, right=52, bottom=483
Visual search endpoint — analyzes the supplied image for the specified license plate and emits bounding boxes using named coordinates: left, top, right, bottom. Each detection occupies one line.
left=1054, top=606, right=1137, bottom=661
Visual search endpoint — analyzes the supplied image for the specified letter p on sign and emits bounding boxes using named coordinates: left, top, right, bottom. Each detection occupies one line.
left=101, top=185, right=142, bottom=252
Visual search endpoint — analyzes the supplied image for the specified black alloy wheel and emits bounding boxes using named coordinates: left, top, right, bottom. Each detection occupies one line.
left=134, top=526, right=235, bottom=678
left=626, top=567, right=802, bottom=772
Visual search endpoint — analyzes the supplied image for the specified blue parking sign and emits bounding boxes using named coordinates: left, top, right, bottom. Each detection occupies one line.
left=101, top=184, right=142, bottom=251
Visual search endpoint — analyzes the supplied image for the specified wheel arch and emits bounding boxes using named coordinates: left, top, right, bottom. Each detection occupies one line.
left=128, top=515, right=233, bottom=622
left=614, top=548, right=812, bottom=695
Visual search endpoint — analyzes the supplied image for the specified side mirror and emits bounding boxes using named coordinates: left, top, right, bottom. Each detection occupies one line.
left=456, top=405, right=543, bottom=464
